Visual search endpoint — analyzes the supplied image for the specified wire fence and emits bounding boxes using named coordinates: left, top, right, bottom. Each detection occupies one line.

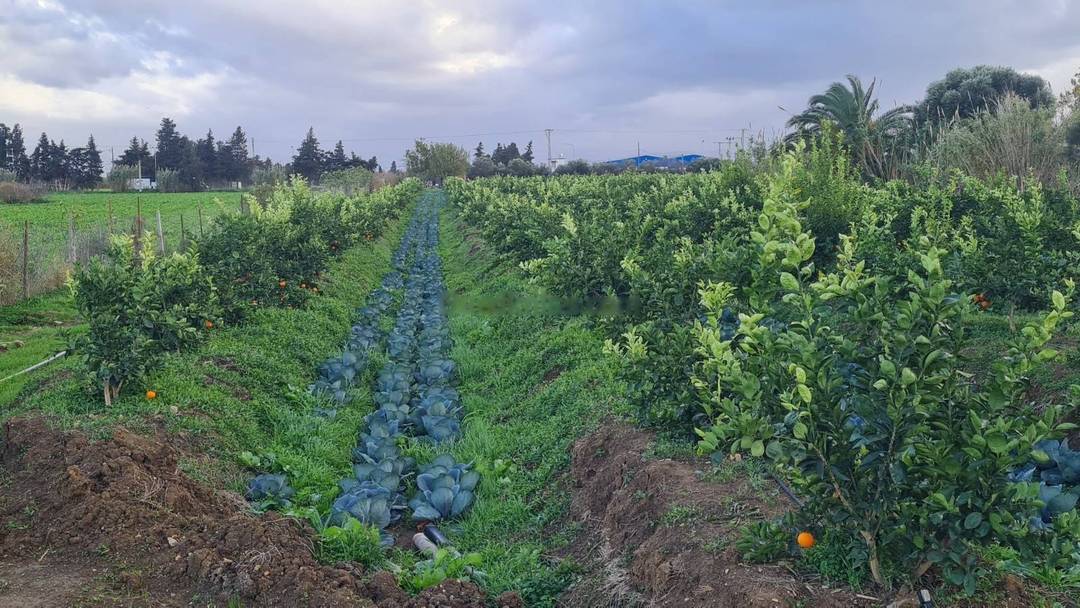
left=0, top=204, right=235, bottom=305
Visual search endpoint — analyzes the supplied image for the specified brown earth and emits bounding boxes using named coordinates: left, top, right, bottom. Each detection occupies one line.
left=0, top=416, right=521, bottom=608
left=561, top=421, right=893, bottom=608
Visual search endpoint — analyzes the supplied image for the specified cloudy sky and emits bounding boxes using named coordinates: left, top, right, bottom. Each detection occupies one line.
left=2, top=0, right=1079, bottom=168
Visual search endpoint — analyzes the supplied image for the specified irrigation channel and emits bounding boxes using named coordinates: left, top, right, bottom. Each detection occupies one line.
left=247, top=190, right=477, bottom=556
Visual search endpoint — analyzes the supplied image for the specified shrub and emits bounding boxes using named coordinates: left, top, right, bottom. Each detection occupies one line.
left=929, top=93, right=1065, bottom=184
left=70, top=237, right=220, bottom=404
left=0, top=181, right=46, bottom=203
left=155, top=168, right=181, bottom=192
left=106, top=164, right=139, bottom=192
left=319, top=167, right=373, bottom=196
left=692, top=152, right=1078, bottom=591
left=197, top=177, right=416, bottom=322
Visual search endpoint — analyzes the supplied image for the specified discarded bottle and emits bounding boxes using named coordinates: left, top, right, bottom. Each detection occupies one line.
left=423, top=524, right=449, bottom=546
left=412, top=532, right=438, bottom=557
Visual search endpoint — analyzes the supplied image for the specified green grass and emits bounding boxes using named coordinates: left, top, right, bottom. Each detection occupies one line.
left=1, top=191, right=237, bottom=233
left=399, top=206, right=627, bottom=606
left=1, top=206, right=411, bottom=506
left=0, top=290, right=79, bottom=406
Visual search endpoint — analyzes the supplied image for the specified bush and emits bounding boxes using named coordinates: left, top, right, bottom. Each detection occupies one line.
left=0, top=181, right=47, bottom=203
left=692, top=152, right=1078, bottom=591
left=156, top=168, right=181, bottom=192
left=929, top=93, right=1065, bottom=184
left=106, top=164, right=139, bottom=192
left=198, top=177, right=417, bottom=322
left=70, top=237, right=220, bottom=404
left=319, top=167, right=373, bottom=196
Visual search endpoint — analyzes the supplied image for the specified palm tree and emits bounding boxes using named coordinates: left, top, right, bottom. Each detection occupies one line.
left=787, top=75, right=914, bottom=180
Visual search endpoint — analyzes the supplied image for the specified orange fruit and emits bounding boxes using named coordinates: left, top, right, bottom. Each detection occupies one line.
left=279, top=280, right=287, bottom=288
left=797, top=531, right=815, bottom=549
left=204, top=320, right=214, bottom=329
left=146, top=390, right=157, bottom=400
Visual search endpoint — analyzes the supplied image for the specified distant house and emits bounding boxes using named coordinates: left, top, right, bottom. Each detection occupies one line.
left=129, top=178, right=156, bottom=191
left=604, top=154, right=705, bottom=169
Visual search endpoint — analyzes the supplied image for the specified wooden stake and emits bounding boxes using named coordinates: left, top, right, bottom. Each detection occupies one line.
left=198, top=206, right=204, bottom=237
left=68, top=213, right=77, bottom=264
left=133, top=199, right=142, bottom=268
left=179, top=214, right=186, bottom=250
left=156, top=210, right=165, bottom=255
left=21, top=220, right=29, bottom=301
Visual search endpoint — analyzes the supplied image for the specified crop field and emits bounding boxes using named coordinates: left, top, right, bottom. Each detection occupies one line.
left=0, top=155, right=1077, bottom=607
left=0, top=191, right=235, bottom=304
left=1, top=110, right=1079, bottom=608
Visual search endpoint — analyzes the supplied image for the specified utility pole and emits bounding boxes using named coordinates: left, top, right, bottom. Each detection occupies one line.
left=637, top=141, right=640, bottom=157
left=544, top=129, right=553, bottom=169
left=712, top=141, right=723, bottom=158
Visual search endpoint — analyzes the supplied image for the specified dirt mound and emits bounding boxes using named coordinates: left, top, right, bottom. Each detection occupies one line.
left=562, top=421, right=871, bottom=608
left=0, top=417, right=514, bottom=608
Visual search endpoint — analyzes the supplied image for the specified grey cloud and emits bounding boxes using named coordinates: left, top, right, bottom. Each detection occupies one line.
left=2, top=0, right=1079, bottom=166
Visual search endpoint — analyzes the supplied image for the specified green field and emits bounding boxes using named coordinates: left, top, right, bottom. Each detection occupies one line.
left=0, top=190, right=240, bottom=234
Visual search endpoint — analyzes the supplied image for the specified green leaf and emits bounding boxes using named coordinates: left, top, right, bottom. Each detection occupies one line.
left=779, top=272, right=799, bottom=292
left=901, top=367, right=917, bottom=386
left=765, top=441, right=783, bottom=460
left=750, top=440, right=765, bottom=458
left=985, top=433, right=1008, bottom=455
left=963, top=512, right=983, bottom=529
left=793, top=422, right=808, bottom=440
left=873, top=379, right=888, bottom=390
left=797, top=384, right=812, bottom=403
left=1052, top=290, right=1065, bottom=310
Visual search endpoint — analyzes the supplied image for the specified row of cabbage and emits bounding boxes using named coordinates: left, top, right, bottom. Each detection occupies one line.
left=250, top=191, right=477, bottom=548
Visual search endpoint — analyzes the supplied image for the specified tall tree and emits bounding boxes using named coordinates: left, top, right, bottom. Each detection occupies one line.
left=916, top=65, right=1053, bottom=126
left=30, top=132, right=52, bottom=182
left=72, top=135, right=104, bottom=188
left=521, top=141, right=534, bottom=163
left=474, top=141, right=485, bottom=159
left=225, top=126, right=250, bottom=184
left=120, top=137, right=153, bottom=178
left=328, top=140, right=348, bottom=172
left=9, top=124, right=30, bottom=180
left=404, top=140, right=468, bottom=184
left=0, top=123, right=9, bottom=173
left=491, top=143, right=506, bottom=165
left=196, top=129, right=218, bottom=184
left=389, top=160, right=398, bottom=173
left=291, top=127, right=323, bottom=181
left=504, top=142, right=521, bottom=163
left=155, top=117, right=185, bottom=174
left=786, top=74, right=913, bottom=180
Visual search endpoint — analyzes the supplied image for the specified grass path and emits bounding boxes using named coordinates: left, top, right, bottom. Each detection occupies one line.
left=413, top=201, right=627, bottom=605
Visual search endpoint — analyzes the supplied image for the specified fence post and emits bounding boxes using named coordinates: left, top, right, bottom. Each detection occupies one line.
left=22, top=220, right=29, bottom=301
left=179, top=214, right=186, bottom=251
left=68, top=213, right=77, bottom=264
left=133, top=199, right=142, bottom=269
left=156, top=210, right=165, bottom=255
left=198, top=206, right=204, bottom=237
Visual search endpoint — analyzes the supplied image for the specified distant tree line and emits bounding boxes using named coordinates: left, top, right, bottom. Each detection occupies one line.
left=0, top=123, right=103, bottom=189
left=289, top=127, right=380, bottom=183
left=0, top=117, right=386, bottom=192
left=468, top=139, right=549, bottom=178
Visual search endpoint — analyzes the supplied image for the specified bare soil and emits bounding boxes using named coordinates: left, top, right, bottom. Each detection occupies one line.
left=561, top=421, right=883, bottom=608
left=0, top=416, right=521, bottom=608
